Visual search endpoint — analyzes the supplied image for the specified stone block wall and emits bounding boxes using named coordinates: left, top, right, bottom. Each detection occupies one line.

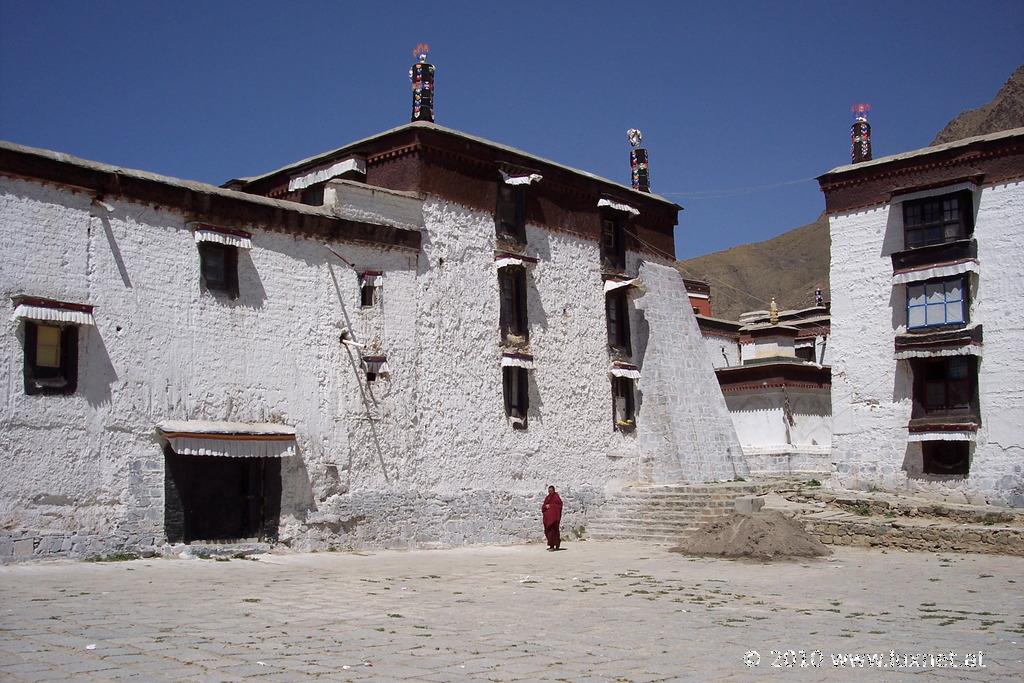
left=634, top=262, right=747, bottom=484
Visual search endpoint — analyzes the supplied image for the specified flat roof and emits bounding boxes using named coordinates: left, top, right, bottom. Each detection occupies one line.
left=820, top=127, right=1024, bottom=178
left=0, top=139, right=344, bottom=221
left=229, top=121, right=682, bottom=211
left=0, top=139, right=422, bottom=250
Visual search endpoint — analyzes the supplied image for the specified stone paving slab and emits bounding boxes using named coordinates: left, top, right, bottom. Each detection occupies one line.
left=0, top=542, right=1022, bottom=682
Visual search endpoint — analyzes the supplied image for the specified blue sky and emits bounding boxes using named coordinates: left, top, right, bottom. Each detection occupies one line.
left=1, top=1, right=1021, bottom=259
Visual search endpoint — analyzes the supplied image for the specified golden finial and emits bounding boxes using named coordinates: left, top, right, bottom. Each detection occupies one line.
left=769, top=297, right=779, bottom=325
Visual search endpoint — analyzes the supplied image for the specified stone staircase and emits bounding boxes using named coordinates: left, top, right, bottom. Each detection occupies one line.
left=588, top=482, right=765, bottom=543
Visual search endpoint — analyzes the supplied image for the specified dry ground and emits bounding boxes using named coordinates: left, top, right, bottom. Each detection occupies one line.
left=1, top=541, right=1022, bottom=682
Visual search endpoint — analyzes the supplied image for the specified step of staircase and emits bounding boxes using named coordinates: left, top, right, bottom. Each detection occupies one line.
left=587, top=482, right=760, bottom=544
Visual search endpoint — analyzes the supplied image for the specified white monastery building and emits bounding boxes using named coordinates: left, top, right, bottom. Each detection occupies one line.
left=0, top=118, right=746, bottom=559
left=696, top=304, right=832, bottom=478
left=818, top=127, right=1024, bottom=507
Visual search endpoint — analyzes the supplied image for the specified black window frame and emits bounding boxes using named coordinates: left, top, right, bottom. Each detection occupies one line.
left=360, top=284, right=377, bottom=308
left=198, top=241, right=239, bottom=299
left=911, top=356, right=978, bottom=419
left=600, top=211, right=627, bottom=272
left=921, top=441, right=970, bottom=476
left=612, top=376, right=636, bottom=431
left=23, top=321, right=78, bottom=395
left=902, top=190, right=974, bottom=250
left=502, top=366, right=529, bottom=428
left=605, top=289, right=631, bottom=355
left=906, top=275, right=968, bottom=330
left=495, top=183, right=526, bottom=245
left=795, top=345, right=816, bottom=362
left=498, top=265, right=529, bottom=343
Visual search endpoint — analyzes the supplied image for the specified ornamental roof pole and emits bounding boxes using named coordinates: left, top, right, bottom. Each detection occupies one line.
left=627, top=128, right=650, bottom=193
left=410, top=43, right=435, bottom=123
left=851, top=103, right=872, bottom=163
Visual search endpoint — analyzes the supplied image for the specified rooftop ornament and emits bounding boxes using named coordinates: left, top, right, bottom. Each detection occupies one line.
left=850, top=103, right=872, bottom=163
left=851, top=102, right=871, bottom=122
left=627, top=128, right=650, bottom=192
left=410, top=43, right=435, bottom=123
left=770, top=297, right=779, bottom=325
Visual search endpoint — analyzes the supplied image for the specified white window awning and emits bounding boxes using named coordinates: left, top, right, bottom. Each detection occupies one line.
left=495, top=257, right=525, bottom=269
left=494, top=253, right=537, bottom=269
left=360, top=272, right=383, bottom=287
left=288, top=157, right=366, bottom=191
left=598, top=198, right=639, bottom=216
left=157, top=420, right=296, bottom=458
left=12, top=298, right=95, bottom=326
left=908, top=430, right=977, bottom=443
left=894, top=345, right=982, bottom=360
left=500, top=169, right=543, bottom=186
left=193, top=224, right=253, bottom=249
left=892, top=259, right=979, bottom=285
left=501, top=353, right=534, bottom=369
left=362, top=356, right=390, bottom=377
left=609, top=364, right=641, bottom=380
left=604, top=278, right=642, bottom=293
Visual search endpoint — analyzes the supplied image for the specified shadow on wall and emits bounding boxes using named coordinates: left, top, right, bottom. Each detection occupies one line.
left=528, top=370, right=545, bottom=429
left=194, top=248, right=268, bottom=310
left=632, top=303, right=650, bottom=413
left=892, top=359, right=913, bottom=404
left=880, top=204, right=903, bottom=259
left=282, top=448, right=317, bottom=520
left=632, top=299, right=650, bottom=367
left=98, top=215, right=132, bottom=288
left=889, top=285, right=905, bottom=332
left=526, top=272, right=549, bottom=334
left=901, top=441, right=973, bottom=482
left=82, top=327, right=118, bottom=408
left=235, top=250, right=267, bottom=309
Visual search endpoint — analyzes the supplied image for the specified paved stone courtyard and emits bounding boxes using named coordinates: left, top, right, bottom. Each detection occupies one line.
left=1, top=541, right=1021, bottom=682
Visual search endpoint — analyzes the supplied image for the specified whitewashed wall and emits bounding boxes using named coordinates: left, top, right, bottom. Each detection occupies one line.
left=2, top=176, right=745, bottom=558
left=724, top=389, right=832, bottom=476
left=702, top=334, right=740, bottom=368
left=300, top=199, right=746, bottom=548
left=828, top=180, right=1024, bottom=506
left=0, top=175, right=417, bottom=558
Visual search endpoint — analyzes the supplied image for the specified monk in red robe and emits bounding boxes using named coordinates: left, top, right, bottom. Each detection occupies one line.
left=542, top=485, right=562, bottom=550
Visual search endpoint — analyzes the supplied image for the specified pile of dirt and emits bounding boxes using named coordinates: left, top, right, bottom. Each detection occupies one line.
left=670, top=511, right=831, bottom=560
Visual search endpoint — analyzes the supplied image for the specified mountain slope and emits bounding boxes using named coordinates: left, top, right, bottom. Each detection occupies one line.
left=681, top=65, right=1023, bottom=321
left=931, top=65, right=1024, bottom=145
left=677, top=215, right=829, bottom=320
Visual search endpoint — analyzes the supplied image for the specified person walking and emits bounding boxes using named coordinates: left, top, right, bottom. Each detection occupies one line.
left=541, top=485, right=562, bottom=551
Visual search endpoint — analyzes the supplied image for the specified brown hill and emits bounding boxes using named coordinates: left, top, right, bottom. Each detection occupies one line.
left=676, top=214, right=829, bottom=320
left=681, top=65, right=1023, bottom=321
left=931, top=65, right=1024, bottom=145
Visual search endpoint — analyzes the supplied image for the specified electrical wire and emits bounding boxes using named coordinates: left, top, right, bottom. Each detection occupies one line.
left=660, top=177, right=816, bottom=200
left=625, top=225, right=778, bottom=309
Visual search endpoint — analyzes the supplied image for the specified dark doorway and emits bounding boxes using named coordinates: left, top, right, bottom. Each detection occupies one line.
left=164, top=448, right=281, bottom=543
